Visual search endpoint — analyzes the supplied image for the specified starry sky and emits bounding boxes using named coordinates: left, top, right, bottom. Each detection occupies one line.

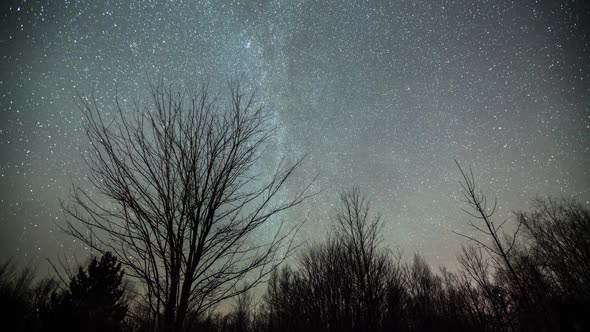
left=1, top=0, right=589, bottom=271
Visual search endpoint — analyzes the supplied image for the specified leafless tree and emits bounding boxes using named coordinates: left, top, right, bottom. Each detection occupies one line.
left=515, top=197, right=590, bottom=330
left=226, top=283, right=255, bottom=332
left=61, top=77, right=312, bottom=331
left=330, top=187, right=392, bottom=332
left=453, top=161, right=527, bottom=304
left=457, top=245, right=512, bottom=330
left=262, top=188, right=395, bottom=332
left=518, top=197, right=590, bottom=299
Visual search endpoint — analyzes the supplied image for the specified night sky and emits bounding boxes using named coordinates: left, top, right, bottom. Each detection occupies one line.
left=1, top=0, right=589, bottom=271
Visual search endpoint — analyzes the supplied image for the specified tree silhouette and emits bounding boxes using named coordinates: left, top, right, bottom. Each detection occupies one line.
left=227, top=284, right=255, bottom=332
left=454, top=162, right=590, bottom=331
left=45, top=252, right=127, bottom=332
left=514, top=197, right=590, bottom=331
left=263, top=188, right=396, bottom=332
left=454, top=161, right=524, bottom=292
left=62, top=77, right=311, bottom=331
left=518, top=197, right=590, bottom=301
left=329, top=187, right=392, bottom=331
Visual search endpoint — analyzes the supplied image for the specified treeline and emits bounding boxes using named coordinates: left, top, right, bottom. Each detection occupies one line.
left=201, top=189, right=590, bottom=332
left=2, top=188, right=589, bottom=332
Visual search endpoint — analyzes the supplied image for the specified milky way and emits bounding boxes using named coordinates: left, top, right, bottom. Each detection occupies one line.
left=1, top=0, right=589, bottom=269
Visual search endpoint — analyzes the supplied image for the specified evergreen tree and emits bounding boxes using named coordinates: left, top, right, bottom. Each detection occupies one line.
left=47, top=252, right=127, bottom=332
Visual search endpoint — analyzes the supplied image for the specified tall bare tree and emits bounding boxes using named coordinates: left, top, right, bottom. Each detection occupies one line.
left=331, top=187, right=391, bottom=332
left=62, top=78, right=311, bottom=331
left=454, top=160, right=533, bottom=330
left=454, top=161, right=525, bottom=292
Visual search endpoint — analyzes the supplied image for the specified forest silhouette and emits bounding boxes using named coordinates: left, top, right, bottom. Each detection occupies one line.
left=1, top=79, right=588, bottom=332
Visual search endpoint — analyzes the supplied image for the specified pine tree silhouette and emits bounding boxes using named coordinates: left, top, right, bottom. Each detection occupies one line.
left=47, top=252, right=127, bottom=332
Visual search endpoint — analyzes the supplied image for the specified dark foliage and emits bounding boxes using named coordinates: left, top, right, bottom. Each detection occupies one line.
left=0, top=252, right=127, bottom=332
left=43, top=252, right=128, bottom=332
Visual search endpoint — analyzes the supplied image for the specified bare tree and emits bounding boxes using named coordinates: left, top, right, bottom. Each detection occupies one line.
left=228, top=284, right=255, bottom=332
left=453, top=161, right=526, bottom=300
left=263, top=188, right=394, bottom=332
left=453, top=160, right=546, bottom=332
left=331, top=187, right=391, bottom=332
left=515, top=197, right=590, bottom=331
left=62, top=77, right=312, bottom=331
left=457, top=245, right=512, bottom=331
left=518, top=197, right=590, bottom=299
